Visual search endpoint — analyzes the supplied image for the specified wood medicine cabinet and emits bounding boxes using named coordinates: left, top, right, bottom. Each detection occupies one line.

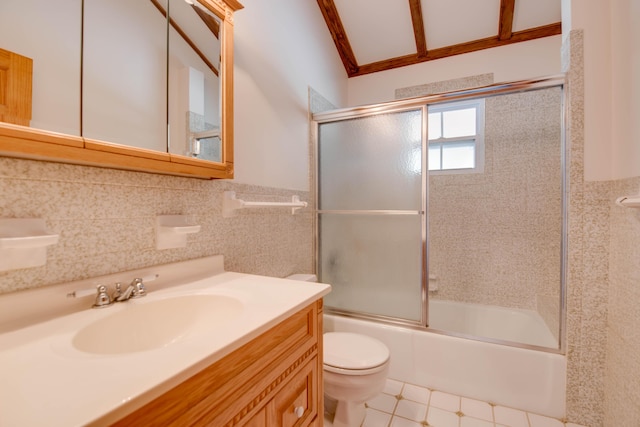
left=0, top=0, right=242, bottom=179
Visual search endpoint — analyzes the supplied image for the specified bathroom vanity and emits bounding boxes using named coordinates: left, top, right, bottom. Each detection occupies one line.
left=112, top=300, right=323, bottom=426
left=0, top=256, right=330, bottom=426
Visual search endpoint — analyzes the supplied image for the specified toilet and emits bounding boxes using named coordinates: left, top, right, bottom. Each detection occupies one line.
left=285, top=274, right=391, bottom=427
left=323, top=331, right=390, bottom=427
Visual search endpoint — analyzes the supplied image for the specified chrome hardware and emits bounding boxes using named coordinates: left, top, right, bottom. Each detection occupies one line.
left=68, top=274, right=158, bottom=307
left=112, top=282, right=123, bottom=301
left=92, top=284, right=112, bottom=308
left=115, top=278, right=147, bottom=302
left=67, top=284, right=112, bottom=308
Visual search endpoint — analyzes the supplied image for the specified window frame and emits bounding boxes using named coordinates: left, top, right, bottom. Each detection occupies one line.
left=427, top=98, right=485, bottom=175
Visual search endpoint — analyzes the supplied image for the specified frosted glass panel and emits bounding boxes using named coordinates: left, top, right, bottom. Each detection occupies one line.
left=318, top=110, right=422, bottom=211
left=319, top=214, right=423, bottom=321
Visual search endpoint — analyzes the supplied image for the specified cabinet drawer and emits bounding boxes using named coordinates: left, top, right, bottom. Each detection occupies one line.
left=268, top=356, right=317, bottom=427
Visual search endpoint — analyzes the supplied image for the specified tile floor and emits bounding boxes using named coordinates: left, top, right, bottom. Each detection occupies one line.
left=324, top=379, right=588, bottom=427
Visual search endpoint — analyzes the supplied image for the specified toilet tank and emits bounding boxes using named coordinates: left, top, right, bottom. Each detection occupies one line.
left=285, top=274, right=317, bottom=282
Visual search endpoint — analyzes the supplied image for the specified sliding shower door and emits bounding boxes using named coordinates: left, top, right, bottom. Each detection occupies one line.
left=316, top=109, right=426, bottom=323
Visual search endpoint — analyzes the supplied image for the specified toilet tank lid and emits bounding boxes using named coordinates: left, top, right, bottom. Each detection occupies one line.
left=285, top=274, right=317, bottom=282
left=324, top=332, right=390, bottom=370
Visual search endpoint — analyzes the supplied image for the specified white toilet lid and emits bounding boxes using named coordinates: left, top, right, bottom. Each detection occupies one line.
left=324, top=332, right=390, bottom=370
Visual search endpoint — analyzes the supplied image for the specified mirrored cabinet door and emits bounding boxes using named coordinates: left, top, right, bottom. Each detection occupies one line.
left=168, top=0, right=223, bottom=163
left=82, top=0, right=168, bottom=152
left=0, top=0, right=81, bottom=136
left=0, top=0, right=240, bottom=179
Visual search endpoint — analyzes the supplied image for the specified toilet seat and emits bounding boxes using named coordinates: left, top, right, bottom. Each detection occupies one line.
left=323, top=332, right=390, bottom=375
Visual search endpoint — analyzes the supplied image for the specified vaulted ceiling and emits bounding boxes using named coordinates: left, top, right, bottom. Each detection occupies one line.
left=317, top=0, right=562, bottom=78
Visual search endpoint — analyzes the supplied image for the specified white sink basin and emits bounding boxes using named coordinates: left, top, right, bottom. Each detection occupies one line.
left=72, top=295, right=243, bottom=355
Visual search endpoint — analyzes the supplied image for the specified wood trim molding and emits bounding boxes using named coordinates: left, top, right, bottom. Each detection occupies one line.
left=0, top=122, right=231, bottom=178
left=225, top=348, right=317, bottom=427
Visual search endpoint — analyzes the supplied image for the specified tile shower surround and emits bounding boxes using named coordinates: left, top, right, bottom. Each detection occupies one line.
left=0, top=158, right=313, bottom=294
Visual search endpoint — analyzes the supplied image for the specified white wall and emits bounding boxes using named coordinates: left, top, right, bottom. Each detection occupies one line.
left=347, top=36, right=562, bottom=106
left=610, top=0, right=640, bottom=179
left=232, top=0, right=348, bottom=191
left=565, top=0, right=640, bottom=180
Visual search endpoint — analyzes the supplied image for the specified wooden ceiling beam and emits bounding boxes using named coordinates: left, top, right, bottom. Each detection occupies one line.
left=316, top=0, right=359, bottom=76
left=191, top=5, right=220, bottom=40
left=408, top=0, right=428, bottom=58
left=149, top=0, right=218, bottom=76
left=354, top=22, right=561, bottom=77
left=499, top=0, right=516, bottom=40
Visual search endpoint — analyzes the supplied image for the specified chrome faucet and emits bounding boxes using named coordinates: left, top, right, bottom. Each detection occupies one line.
left=115, top=278, right=147, bottom=302
left=68, top=274, right=157, bottom=308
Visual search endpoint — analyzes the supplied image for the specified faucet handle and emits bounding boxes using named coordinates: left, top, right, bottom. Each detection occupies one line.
left=67, top=284, right=112, bottom=308
left=131, top=274, right=158, bottom=298
left=130, top=278, right=146, bottom=298
left=92, top=284, right=112, bottom=308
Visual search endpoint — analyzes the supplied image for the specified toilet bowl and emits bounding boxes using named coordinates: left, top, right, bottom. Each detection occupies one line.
left=284, top=274, right=390, bottom=427
left=323, top=332, right=390, bottom=427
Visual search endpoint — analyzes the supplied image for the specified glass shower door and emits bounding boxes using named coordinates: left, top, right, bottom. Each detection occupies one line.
left=317, top=109, right=426, bottom=323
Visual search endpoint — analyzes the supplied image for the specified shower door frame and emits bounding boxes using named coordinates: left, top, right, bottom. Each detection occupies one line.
left=312, top=74, right=568, bottom=354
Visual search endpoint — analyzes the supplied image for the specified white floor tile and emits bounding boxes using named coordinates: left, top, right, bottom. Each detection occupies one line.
left=460, top=416, right=494, bottom=427
left=363, top=408, right=392, bottom=427
left=493, top=406, right=529, bottom=427
left=390, top=416, right=424, bottom=427
left=528, top=413, right=565, bottom=427
left=427, top=406, right=460, bottom=427
left=367, top=392, right=398, bottom=414
left=460, top=397, right=493, bottom=422
left=394, top=399, right=427, bottom=422
left=430, top=391, right=461, bottom=413
left=402, top=383, right=431, bottom=404
left=384, top=378, right=404, bottom=396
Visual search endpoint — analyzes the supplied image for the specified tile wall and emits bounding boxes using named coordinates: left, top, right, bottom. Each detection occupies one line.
left=603, top=176, right=640, bottom=425
left=0, top=157, right=313, bottom=294
left=429, top=88, right=563, bottom=314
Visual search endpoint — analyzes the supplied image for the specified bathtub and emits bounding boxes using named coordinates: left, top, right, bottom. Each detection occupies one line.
left=324, top=301, right=567, bottom=418
left=428, top=299, right=559, bottom=348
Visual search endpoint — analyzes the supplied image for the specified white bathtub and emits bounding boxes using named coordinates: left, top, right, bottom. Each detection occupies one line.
left=428, top=299, right=559, bottom=348
left=324, top=302, right=567, bottom=418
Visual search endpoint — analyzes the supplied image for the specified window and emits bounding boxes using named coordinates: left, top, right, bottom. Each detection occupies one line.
left=427, top=99, right=485, bottom=174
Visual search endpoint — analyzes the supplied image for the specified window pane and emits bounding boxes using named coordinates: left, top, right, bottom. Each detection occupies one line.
left=428, top=144, right=441, bottom=170
left=442, top=141, right=475, bottom=169
left=428, top=112, right=442, bottom=140
left=443, top=108, right=476, bottom=138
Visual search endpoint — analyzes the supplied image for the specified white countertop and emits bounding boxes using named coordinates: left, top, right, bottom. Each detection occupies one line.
left=0, top=258, right=330, bottom=426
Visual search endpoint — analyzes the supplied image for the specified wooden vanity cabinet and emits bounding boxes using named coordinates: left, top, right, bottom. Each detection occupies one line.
left=111, top=300, right=324, bottom=427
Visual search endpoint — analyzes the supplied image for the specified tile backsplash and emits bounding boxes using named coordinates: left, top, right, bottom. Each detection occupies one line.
left=0, top=157, right=313, bottom=294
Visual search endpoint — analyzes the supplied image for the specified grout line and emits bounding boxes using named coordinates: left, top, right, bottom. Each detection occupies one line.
left=370, top=379, right=587, bottom=427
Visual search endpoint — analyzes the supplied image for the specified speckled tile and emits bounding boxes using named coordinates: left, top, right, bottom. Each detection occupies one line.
left=0, top=157, right=312, bottom=294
